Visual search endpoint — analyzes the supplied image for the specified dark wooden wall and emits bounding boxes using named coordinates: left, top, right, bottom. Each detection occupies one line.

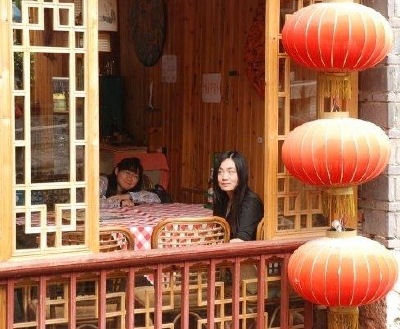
left=117, top=0, right=265, bottom=202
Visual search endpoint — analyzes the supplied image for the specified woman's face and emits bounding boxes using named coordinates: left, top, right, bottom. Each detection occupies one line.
left=218, top=158, right=239, bottom=195
left=115, top=168, right=140, bottom=193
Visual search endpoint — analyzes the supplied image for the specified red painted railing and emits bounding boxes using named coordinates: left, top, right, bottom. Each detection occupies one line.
left=0, top=239, right=313, bottom=328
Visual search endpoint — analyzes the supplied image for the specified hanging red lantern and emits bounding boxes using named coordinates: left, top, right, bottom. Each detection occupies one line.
left=288, top=230, right=398, bottom=328
left=288, top=230, right=398, bottom=307
left=281, top=2, right=394, bottom=72
left=281, top=116, right=391, bottom=187
left=282, top=6, right=397, bottom=328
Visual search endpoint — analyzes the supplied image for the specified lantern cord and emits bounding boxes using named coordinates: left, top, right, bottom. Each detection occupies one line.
left=318, top=73, right=352, bottom=100
left=328, top=307, right=359, bottom=329
left=323, top=187, right=356, bottom=227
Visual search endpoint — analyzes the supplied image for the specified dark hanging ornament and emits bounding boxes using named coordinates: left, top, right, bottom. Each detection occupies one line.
left=131, top=0, right=167, bottom=67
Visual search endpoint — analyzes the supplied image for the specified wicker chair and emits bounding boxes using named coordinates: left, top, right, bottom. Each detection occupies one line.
left=134, top=216, right=230, bottom=327
left=62, top=226, right=135, bottom=251
left=256, top=217, right=265, bottom=240
left=151, top=216, right=230, bottom=248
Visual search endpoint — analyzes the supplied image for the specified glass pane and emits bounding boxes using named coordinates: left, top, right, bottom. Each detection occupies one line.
left=76, top=97, right=85, bottom=139
left=76, top=55, right=85, bottom=91
left=280, top=0, right=298, bottom=31
left=13, top=52, right=23, bottom=89
left=278, top=57, right=287, bottom=93
left=15, top=147, right=25, bottom=184
left=313, top=213, right=329, bottom=228
left=76, top=188, right=85, bottom=203
left=76, top=145, right=85, bottom=181
left=300, top=214, right=307, bottom=228
left=277, top=140, right=284, bottom=173
left=290, top=62, right=317, bottom=129
left=279, top=215, right=295, bottom=230
left=278, top=97, right=286, bottom=135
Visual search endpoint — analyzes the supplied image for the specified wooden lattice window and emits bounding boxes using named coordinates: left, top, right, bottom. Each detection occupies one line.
left=7, top=0, right=99, bottom=259
left=264, top=0, right=358, bottom=239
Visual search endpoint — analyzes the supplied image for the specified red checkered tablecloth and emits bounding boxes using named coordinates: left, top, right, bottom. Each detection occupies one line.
left=100, top=203, right=213, bottom=251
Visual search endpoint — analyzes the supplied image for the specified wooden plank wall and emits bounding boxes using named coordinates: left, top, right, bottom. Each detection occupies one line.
left=118, top=0, right=265, bottom=203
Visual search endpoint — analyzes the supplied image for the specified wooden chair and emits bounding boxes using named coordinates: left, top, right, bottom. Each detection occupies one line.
left=66, top=226, right=134, bottom=326
left=62, top=226, right=134, bottom=251
left=256, top=217, right=265, bottom=240
left=151, top=216, right=230, bottom=248
left=134, top=216, right=230, bottom=327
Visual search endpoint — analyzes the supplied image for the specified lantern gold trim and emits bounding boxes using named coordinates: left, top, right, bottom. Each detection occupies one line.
left=318, top=73, right=352, bottom=100
left=323, top=187, right=356, bottom=226
left=328, top=306, right=359, bottom=329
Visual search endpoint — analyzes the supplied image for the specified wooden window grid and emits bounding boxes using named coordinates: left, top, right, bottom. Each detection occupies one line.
left=264, top=0, right=358, bottom=239
left=8, top=0, right=99, bottom=259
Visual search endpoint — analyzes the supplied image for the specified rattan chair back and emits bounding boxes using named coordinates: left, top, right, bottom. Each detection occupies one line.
left=62, top=226, right=134, bottom=251
left=151, top=215, right=230, bottom=249
left=256, top=217, right=265, bottom=240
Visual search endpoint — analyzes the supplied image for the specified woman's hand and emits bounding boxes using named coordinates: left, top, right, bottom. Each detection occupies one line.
left=107, top=194, right=134, bottom=207
left=120, top=198, right=135, bottom=207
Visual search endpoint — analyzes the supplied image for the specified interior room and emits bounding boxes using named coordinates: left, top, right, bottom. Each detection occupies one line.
left=3, top=0, right=398, bottom=328
left=97, top=0, right=267, bottom=203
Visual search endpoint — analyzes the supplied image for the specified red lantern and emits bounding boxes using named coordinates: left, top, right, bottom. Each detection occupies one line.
left=282, top=2, right=394, bottom=72
left=288, top=230, right=398, bottom=307
left=281, top=117, right=391, bottom=187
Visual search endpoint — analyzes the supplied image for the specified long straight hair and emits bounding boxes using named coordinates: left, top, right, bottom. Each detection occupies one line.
left=212, top=151, right=249, bottom=229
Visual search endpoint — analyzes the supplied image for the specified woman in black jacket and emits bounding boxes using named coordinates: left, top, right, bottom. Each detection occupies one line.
left=213, top=151, right=264, bottom=241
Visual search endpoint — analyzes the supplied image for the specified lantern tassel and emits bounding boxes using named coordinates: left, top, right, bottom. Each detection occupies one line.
left=328, top=307, right=359, bottom=329
left=323, top=187, right=356, bottom=227
left=318, top=73, right=352, bottom=100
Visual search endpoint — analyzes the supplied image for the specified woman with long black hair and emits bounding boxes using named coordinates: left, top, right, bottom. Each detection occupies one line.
left=213, top=151, right=264, bottom=241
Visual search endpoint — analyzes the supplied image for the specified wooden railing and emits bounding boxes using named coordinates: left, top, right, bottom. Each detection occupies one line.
left=0, top=239, right=314, bottom=329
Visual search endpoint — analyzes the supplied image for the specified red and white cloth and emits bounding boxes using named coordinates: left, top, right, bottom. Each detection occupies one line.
left=100, top=203, right=212, bottom=251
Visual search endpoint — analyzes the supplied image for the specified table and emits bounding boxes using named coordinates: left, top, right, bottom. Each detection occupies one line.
left=16, top=203, right=212, bottom=252
left=100, top=203, right=213, bottom=251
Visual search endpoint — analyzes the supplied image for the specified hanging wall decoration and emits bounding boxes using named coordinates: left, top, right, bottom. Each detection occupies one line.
left=131, top=0, right=166, bottom=67
left=99, top=0, right=118, bottom=31
left=243, top=0, right=265, bottom=99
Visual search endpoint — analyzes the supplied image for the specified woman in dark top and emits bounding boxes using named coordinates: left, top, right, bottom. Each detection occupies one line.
left=213, top=151, right=264, bottom=241
left=99, top=157, right=144, bottom=208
